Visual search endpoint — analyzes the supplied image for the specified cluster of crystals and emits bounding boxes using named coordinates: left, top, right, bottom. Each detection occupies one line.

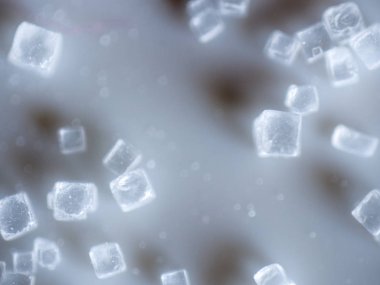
left=254, top=264, right=295, bottom=285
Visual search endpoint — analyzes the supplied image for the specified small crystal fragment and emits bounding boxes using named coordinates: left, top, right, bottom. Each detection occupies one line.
left=285, top=85, right=319, bottom=115
left=34, top=238, right=61, bottom=270
left=219, top=0, right=250, bottom=17
left=161, top=270, right=190, bottom=285
left=13, top=252, right=37, bottom=275
left=58, top=126, right=86, bottom=155
left=254, top=264, right=294, bottom=285
left=264, top=31, right=300, bottom=65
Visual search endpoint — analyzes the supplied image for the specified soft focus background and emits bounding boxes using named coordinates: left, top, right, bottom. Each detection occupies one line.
left=0, top=0, right=380, bottom=284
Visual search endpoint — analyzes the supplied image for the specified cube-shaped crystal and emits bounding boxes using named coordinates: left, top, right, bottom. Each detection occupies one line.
left=264, top=31, right=299, bottom=65
left=219, top=0, right=250, bottom=17
left=89, top=242, right=126, bottom=279
left=285, top=85, right=319, bottom=115
left=189, top=8, right=224, bottom=43
left=1, top=273, right=34, bottom=285
left=51, top=182, right=98, bottom=221
left=331, top=125, right=378, bottom=157
left=161, top=270, right=190, bottom=285
left=326, top=47, right=359, bottom=87
left=0, top=261, right=6, bottom=281
left=254, top=110, right=302, bottom=157
left=323, top=2, right=364, bottom=42
left=0, top=192, right=37, bottom=241
left=110, top=169, right=155, bottom=212
left=13, top=252, right=37, bottom=275
left=254, top=264, right=294, bottom=285
left=103, top=139, right=142, bottom=175
left=58, top=126, right=86, bottom=155
left=8, top=22, right=62, bottom=77
left=34, top=238, right=61, bottom=270
left=296, top=22, right=332, bottom=63
left=350, top=24, right=380, bottom=70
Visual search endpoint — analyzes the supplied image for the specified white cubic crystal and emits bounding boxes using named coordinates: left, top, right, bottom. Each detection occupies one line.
left=219, top=0, right=250, bottom=17
left=0, top=261, right=5, bottom=281
left=8, top=22, right=62, bottom=77
left=189, top=8, right=224, bottom=43
left=51, top=182, right=98, bottom=221
left=58, top=126, right=86, bottom=155
left=296, top=22, right=332, bottom=63
left=352, top=190, right=380, bottom=239
left=326, top=47, right=359, bottom=87
left=103, top=139, right=142, bottom=175
left=34, top=238, right=61, bottom=270
left=350, top=24, right=380, bottom=70
left=323, top=2, right=364, bottom=42
left=254, top=110, right=302, bottom=158
left=285, top=85, right=319, bottom=115
left=254, top=264, right=294, bottom=285
left=110, top=169, right=155, bottom=212
left=0, top=192, right=37, bottom=241
left=13, top=252, right=37, bottom=275
left=1, top=273, right=34, bottom=285
left=331, top=125, right=378, bottom=157
left=264, top=31, right=299, bottom=65
left=161, top=270, right=190, bottom=285
left=89, top=242, right=126, bottom=279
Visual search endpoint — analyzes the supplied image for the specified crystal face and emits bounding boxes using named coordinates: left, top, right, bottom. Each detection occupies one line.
left=161, top=270, right=191, bottom=285
left=13, top=252, right=37, bottom=275
left=254, top=110, right=302, bottom=158
left=0, top=261, right=6, bottom=281
left=331, top=125, right=378, bottom=157
left=8, top=22, right=62, bottom=77
left=285, top=85, right=319, bottom=115
left=34, top=238, right=61, bottom=270
left=58, top=126, right=86, bottom=155
left=264, top=31, right=300, bottom=65
left=1, top=273, right=35, bottom=285
left=219, top=0, right=250, bottom=17
left=254, top=264, right=294, bottom=285
left=0, top=192, right=38, bottom=241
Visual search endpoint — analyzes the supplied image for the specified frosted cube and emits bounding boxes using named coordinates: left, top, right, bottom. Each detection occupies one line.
left=51, top=182, right=98, bottom=221
left=13, top=252, right=37, bottom=275
left=0, top=192, right=37, bottom=241
left=189, top=8, right=224, bottom=43
left=323, top=2, right=364, bottom=42
left=331, top=125, right=378, bottom=157
left=89, top=242, right=126, bottom=279
left=296, top=22, right=332, bottom=63
left=254, top=264, right=294, bottom=285
left=254, top=110, right=302, bottom=158
left=285, top=85, right=319, bottom=115
left=264, top=31, right=299, bottom=65
left=1, top=273, right=34, bottom=285
left=350, top=24, right=380, bottom=70
left=219, top=0, right=250, bottom=17
left=34, top=238, right=61, bottom=270
left=110, top=169, right=155, bottom=212
left=326, top=47, right=359, bottom=87
left=58, top=126, right=86, bottom=155
left=161, top=270, right=190, bottom=285
left=0, top=261, right=5, bottom=281
left=103, top=139, right=142, bottom=175
left=8, top=22, right=62, bottom=77
left=352, top=190, right=380, bottom=239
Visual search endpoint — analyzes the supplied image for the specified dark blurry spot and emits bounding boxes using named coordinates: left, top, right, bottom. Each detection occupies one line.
left=163, top=0, right=187, bottom=20
left=31, top=108, right=64, bottom=139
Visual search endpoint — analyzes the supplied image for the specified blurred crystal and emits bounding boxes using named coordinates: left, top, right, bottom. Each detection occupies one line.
left=254, top=264, right=294, bottom=285
left=1, top=273, right=34, bottom=285
left=323, top=2, right=364, bottom=42
left=0, top=261, right=5, bottom=281
left=161, top=270, right=190, bottom=285
left=254, top=110, right=302, bottom=157
left=296, top=22, right=332, bottom=63
left=8, top=22, right=62, bottom=77
left=34, top=238, right=61, bottom=270
left=219, top=0, right=250, bottom=17
left=13, top=252, right=37, bottom=275
left=0, top=192, right=38, bottom=241
left=103, top=139, right=142, bottom=175
left=331, top=125, right=378, bottom=157
left=264, top=31, right=299, bottom=65
left=285, top=85, right=319, bottom=115
left=58, top=126, right=86, bottom=155
left=326, top=47, right=359, bottom=87
left=110, top=169, right=155, bottom=212
left=89, top=242, right=126, bottom=279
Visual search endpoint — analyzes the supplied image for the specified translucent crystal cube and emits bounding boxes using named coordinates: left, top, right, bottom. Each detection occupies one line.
left=350, top=24, right=380, bottom=70
left=189, top=8, right=224, bottom=43
left=285, top=85, right=319, bottom=115
left=34, top=238, right=61, bottom=270
left=0, top=261, right=5, bottom=281
left=296, top=22, right=332, bottom=63
left=331, top=125, right=378, bottom=157
left=219, top=0, right=250, bottom=17
left=264, top=31, right=300, bottom=65
left=110, top=169, right=156, bottom=212
left=326, top=47, right=359, bottom=87
left=89, top=242, right=126, bottom=279
left=323, top=2, right=364, bottom=42
left=8, top=22, right=62, bottom=77
left=103, top=139, right=142, bottom=175
left=13, top=252, right=37, bottom=275
left=254, top=110, right=302, bottom=158
left=352, top=190, right=380, bottom=239
left=51, top=182, right=98, bottom=221
left=58, top=126, right=86, bottom=155
left=161, top=270, right=190, bottom=285
left=1, top=273, right=35, bottom=285
left=0, top=192, right=38, bottom=241
left=254, top=264, right=294, bottom=285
